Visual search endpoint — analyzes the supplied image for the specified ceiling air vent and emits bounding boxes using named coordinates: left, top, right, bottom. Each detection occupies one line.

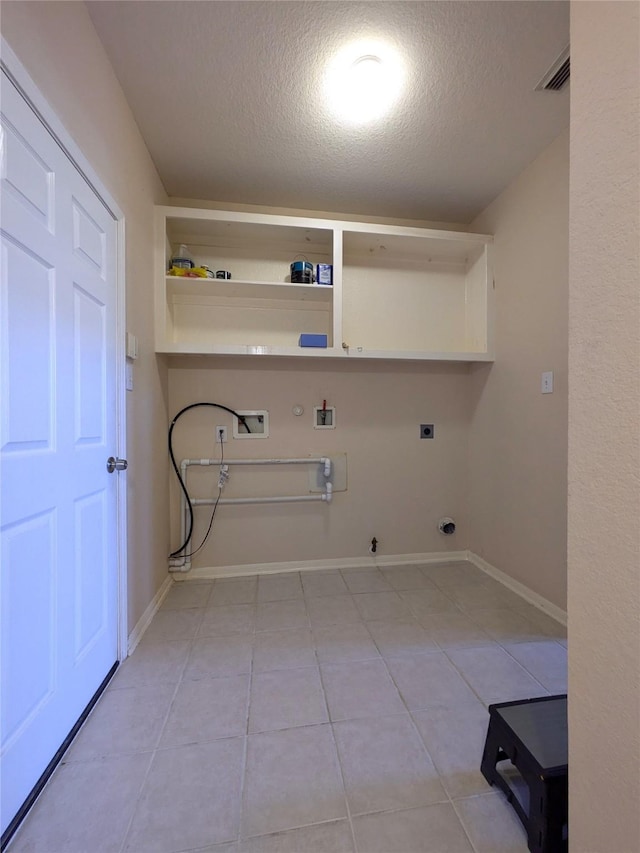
left=535, top=46, right=570, bottom=91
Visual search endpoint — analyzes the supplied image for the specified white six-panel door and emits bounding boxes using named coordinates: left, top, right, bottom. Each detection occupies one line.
left=0, top=72, right=119, bottom=834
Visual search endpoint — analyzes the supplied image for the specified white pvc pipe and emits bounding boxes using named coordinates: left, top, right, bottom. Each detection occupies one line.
left=169, top=456, right=332, bottom=572
left=192, top=494, right=328, bottom=506
left=182, top=457, right=331, bottom=468
left=168, top=461, right=191, bottom=569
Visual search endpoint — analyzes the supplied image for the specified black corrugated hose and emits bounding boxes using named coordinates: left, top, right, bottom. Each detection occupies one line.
left=168, top=402, right=249, bottom=557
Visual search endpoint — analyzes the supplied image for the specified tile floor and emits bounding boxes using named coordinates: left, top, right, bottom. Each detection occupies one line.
left=10, top=561, right=567, bottom=853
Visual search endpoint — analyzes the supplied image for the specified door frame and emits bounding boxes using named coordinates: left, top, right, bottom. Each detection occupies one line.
left=1, top=37, right=129, bottom=660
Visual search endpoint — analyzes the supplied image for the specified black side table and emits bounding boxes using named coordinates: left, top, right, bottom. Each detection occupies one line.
left=481, top=694, right=568, bottom=853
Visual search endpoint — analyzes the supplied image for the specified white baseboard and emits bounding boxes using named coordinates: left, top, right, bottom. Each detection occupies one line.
left=466, top=551, right=567, bottom=626
left=180, top=551, right=469, bottom=582
left=127, top=575, right=174, bottom=655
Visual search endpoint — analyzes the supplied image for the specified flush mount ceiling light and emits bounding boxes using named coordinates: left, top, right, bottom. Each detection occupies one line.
left=324, top=41, right=405, bottom=124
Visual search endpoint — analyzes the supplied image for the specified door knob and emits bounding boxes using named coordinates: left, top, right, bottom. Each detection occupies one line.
left=106, top=456, right=128, bottom=473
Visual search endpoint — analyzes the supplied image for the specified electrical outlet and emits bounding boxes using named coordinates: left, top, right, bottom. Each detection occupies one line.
left=216, top=426, right=227, bottom=443
left=420, top=424, right=435, bottom=439
left=541, top=371, right=554, bottom=394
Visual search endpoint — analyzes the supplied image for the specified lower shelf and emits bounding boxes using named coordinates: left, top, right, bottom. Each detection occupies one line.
left=157, top=342, right=494, bottom=361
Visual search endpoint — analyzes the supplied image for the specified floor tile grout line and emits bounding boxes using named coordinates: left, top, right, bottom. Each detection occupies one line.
left=495, top=642, right=563, bottom=694
left=159, top=578, right=215, bottom=613
left=119, top=596, right=246, bottom=853
left=407, top=600, right=499, bottom=653
left=239, top=796, right=523, bottom=848
left=449, top=796, right=484, bottom=853
left=449, top=784, right=532, bottom=853
left=145, top=731, right=247, bottom=754
left=314, top=629, right=358, bottom=853
left=437, top=645, right=506, bottom=709
left=370, top=618, right=492, bottom=712
left=403, top=702, right=488, bottom=798
left=369, top=632, right=494, bottom=852
left=183, top=573, right=255, bottom=847
left=392, top=677, right=493, bottom=853
left=236, top=621, right=255, bottom=844
left=427, top=567, right=540, bottom=617
left=401, top=590, right=471, bottom=623
left=342, top=700, right=479, bottom=852
left=239, top=814, right=358, bottom=845
left=463, top=605, right=560, bottom=644
left=238, top=720, right=352, bottom=844
left=241, top=798, right=506, bottom=847
left=364, top=621, right=482, bottom=851
left=242, top=586, right=312, bottom=841
left=117, top=631, right=194, bottom=853
left=439, top=643, right=551, bottom=708
left=427, top=774, right=481, bottom=853
left=371, top=629, right=486, bottom=853
left=58, top=626, right=196, bottom=850
left=326, top=725, right=359, bottom=853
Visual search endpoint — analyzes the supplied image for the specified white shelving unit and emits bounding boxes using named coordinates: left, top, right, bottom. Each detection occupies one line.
left=155, top=206, right=494, bottom=361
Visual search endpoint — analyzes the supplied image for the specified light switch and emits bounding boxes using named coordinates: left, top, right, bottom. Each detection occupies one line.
left=541, top=371, right=554, bottom=394
left=125, top=362, right=134, bottom=391
left=126, top=332, right=138, bottom=360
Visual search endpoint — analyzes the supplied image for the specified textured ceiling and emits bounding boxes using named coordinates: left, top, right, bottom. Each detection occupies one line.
left=87, top=1, right=569, bottom=224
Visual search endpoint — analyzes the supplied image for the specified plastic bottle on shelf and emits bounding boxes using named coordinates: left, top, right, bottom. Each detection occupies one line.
left=171, top=243, right=194, bottom=269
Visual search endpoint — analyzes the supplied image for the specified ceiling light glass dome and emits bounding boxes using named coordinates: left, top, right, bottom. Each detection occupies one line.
left=324, top=40, right=405, bottom=124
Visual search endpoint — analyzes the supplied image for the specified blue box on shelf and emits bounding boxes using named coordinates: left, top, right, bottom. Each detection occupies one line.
left=316, top=264, right=333, bottom=286
left=299, top=334, right=328, bottom=348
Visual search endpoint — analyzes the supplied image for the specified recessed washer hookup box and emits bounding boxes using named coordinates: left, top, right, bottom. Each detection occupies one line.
left=298, top=334, right=328, bottom=348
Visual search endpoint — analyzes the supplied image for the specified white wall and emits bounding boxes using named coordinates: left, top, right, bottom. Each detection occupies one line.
left=568, top=2, right=640, bottom=849
left=167, top=357, right=471, bottom=570
left=468, top=132, right=569, bottom=610
left=1, top=1, right=170, bottom=634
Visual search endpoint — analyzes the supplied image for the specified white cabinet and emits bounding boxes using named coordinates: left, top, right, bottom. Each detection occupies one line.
left=341, top=225, right=492, bottom=360
left=155, top=206, right=494, bottom=361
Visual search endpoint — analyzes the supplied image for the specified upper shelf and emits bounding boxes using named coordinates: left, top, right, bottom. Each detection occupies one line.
left=166, top=276, right=333, bottom=303
left=343, top=229, right=486, bottom=265
left=166, top=214, right=333, bottom=255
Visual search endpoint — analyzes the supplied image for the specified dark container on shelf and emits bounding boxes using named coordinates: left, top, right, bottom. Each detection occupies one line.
left=290, top=260, right=314, bottom=284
